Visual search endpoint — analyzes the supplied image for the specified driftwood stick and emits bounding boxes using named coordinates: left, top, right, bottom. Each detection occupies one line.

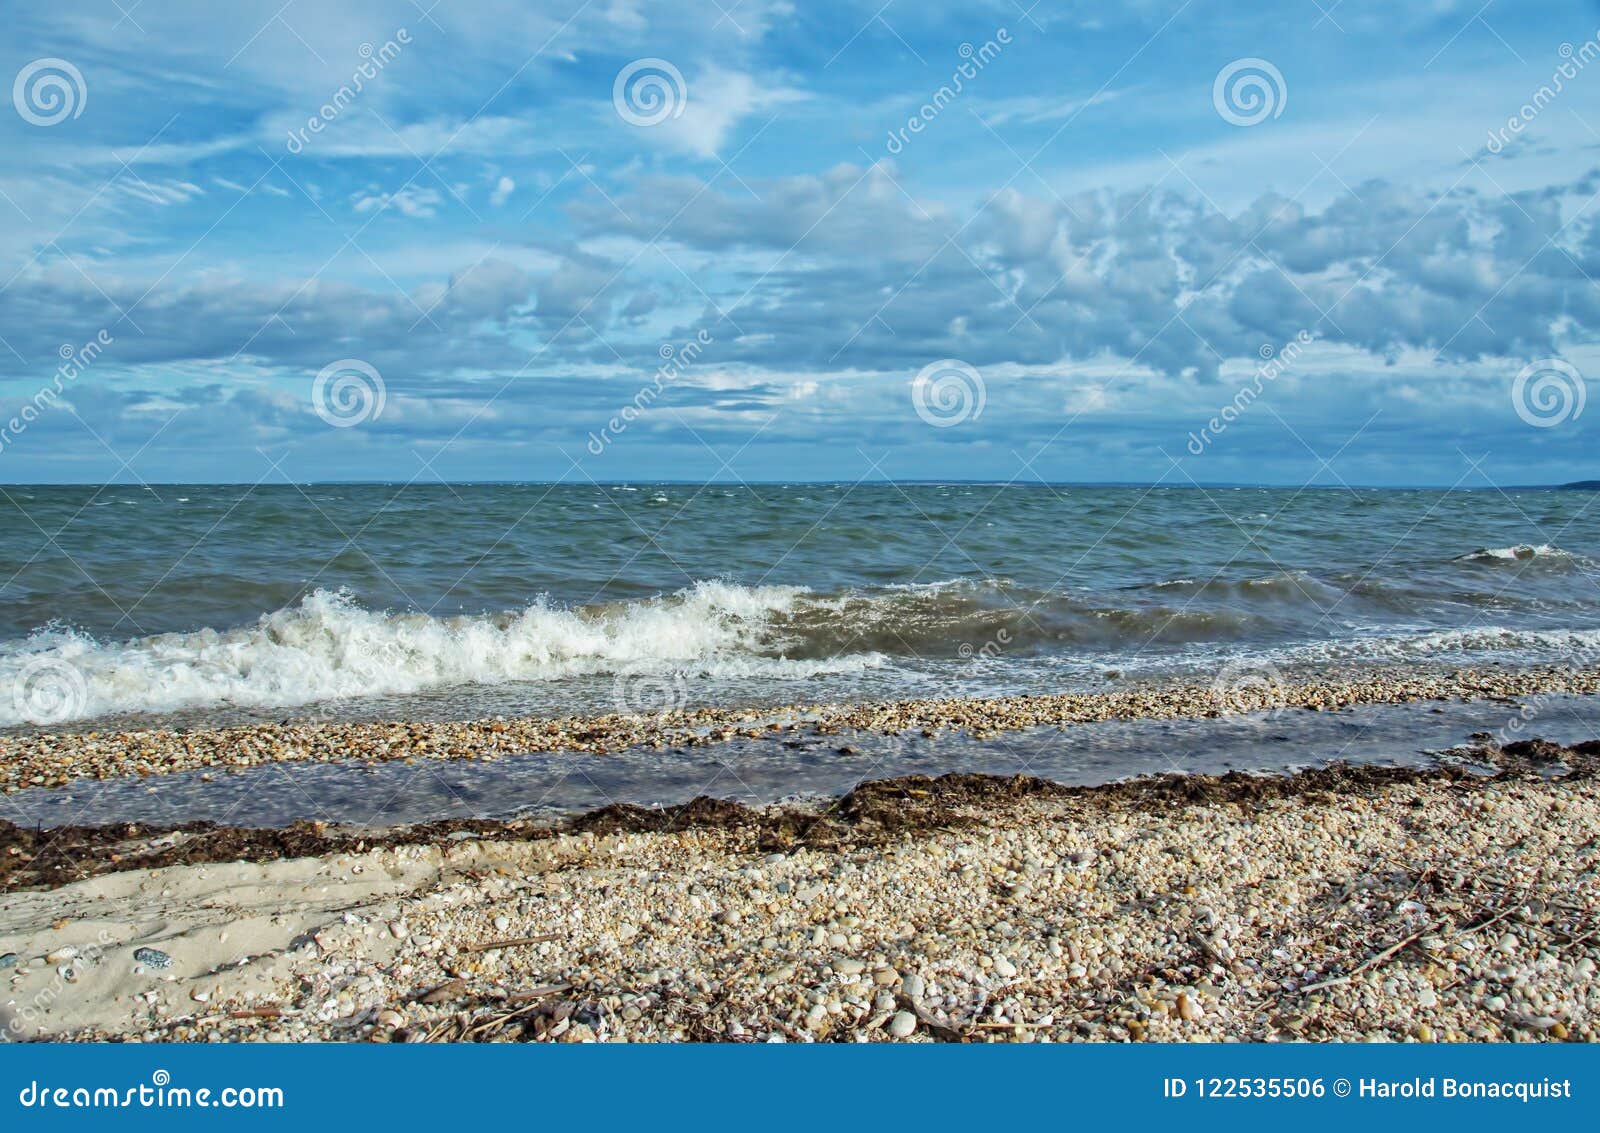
left=1299, top=919, right=1446, bottom=994
left=460, top=933, right=560, bottom=953
left=226, top=1006, right=292, bottom=1019
left=506, top=983, right=573, bottom=1003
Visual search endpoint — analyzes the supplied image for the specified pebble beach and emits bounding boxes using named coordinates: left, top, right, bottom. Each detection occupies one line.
left=2, top=732, right=1596, bottom=1043
left=5, top=664, right=1599, bottom=793
left=5, top=0, right=1600, bottom=1077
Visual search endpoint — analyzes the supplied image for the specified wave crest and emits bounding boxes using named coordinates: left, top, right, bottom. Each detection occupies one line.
left=1454, top=544, right=1572, bottom=562
left=0, top=582, right=882, bottom=726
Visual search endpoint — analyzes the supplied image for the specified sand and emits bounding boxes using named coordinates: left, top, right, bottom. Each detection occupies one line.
left=3, top=736, right=1596, bottom=1044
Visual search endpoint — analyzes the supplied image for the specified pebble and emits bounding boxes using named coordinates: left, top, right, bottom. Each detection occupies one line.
left=8, top=710, right=1600, bottom=1049
left=887, top=1011, right=918, bottom=1038
left=133, top=946, right=173, bottom=970
left=8, top=666, right=1595, bottom=795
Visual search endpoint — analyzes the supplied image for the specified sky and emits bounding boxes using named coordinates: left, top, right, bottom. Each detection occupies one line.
left=1, top=0, right=1599, bottom=486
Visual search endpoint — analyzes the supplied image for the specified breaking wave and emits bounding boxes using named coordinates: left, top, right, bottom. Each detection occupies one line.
left=0, top=582, right=882, bottom=726
left=3, top=547, right=1598, bottom=726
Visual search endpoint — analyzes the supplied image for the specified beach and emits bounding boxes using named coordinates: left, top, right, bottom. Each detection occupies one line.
left=7, top=3, right=1599, bottom=1112
left=5, top=663, right=1600, bottom=795
left=3, top=485, right=1598, bottom=1044
left=2, top=731, right=1595, bottom=1043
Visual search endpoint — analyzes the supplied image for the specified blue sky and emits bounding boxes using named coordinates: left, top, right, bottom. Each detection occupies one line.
left=2, top=0, right=1599, bottom=485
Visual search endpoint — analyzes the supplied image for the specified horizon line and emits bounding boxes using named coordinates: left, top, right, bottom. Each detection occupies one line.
left=2, top=478, right=1596, bottom=491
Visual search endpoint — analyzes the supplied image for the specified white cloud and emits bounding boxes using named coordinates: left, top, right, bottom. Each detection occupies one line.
left=114, top=178, right=205, bottom=207
left=647, top=68, right=807, bottom=159
left=352, top=186, right=443, bottom=218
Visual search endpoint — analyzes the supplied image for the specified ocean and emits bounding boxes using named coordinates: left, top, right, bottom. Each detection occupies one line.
left=1, top=482, right=1597, bottom=731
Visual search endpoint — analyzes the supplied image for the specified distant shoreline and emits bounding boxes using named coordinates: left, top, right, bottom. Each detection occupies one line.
left=1, top=479, right=1597, bottom=490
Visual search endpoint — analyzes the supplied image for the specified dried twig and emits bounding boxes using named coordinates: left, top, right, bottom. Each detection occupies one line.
left=506, top=983, right=572, bottom=1003
left=1299, top=918, right=1446, bottom=994
left=460, top=933, right=559, bottom=953
left=1190, top=929, right=1244, bottom=979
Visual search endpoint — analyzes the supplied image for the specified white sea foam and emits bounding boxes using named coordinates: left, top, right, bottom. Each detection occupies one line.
left=1270, top=625, right=1600, bottom=665
left=0, top=582, right=885, bottom=726
left=1455, top=544, right=1571, bottom=562
left=5, top=568, right=1599, bottom=727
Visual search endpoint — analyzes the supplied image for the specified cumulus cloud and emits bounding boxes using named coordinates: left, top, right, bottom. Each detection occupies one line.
left=2, top=0, right=1596, bottom=482
left=563, top=165, right=1600, bottom=380
left=9, top=167, right=1600, bottom=396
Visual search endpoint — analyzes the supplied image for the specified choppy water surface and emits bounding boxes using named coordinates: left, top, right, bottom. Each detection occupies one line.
left=1, top=483, right=1598, bottom=728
